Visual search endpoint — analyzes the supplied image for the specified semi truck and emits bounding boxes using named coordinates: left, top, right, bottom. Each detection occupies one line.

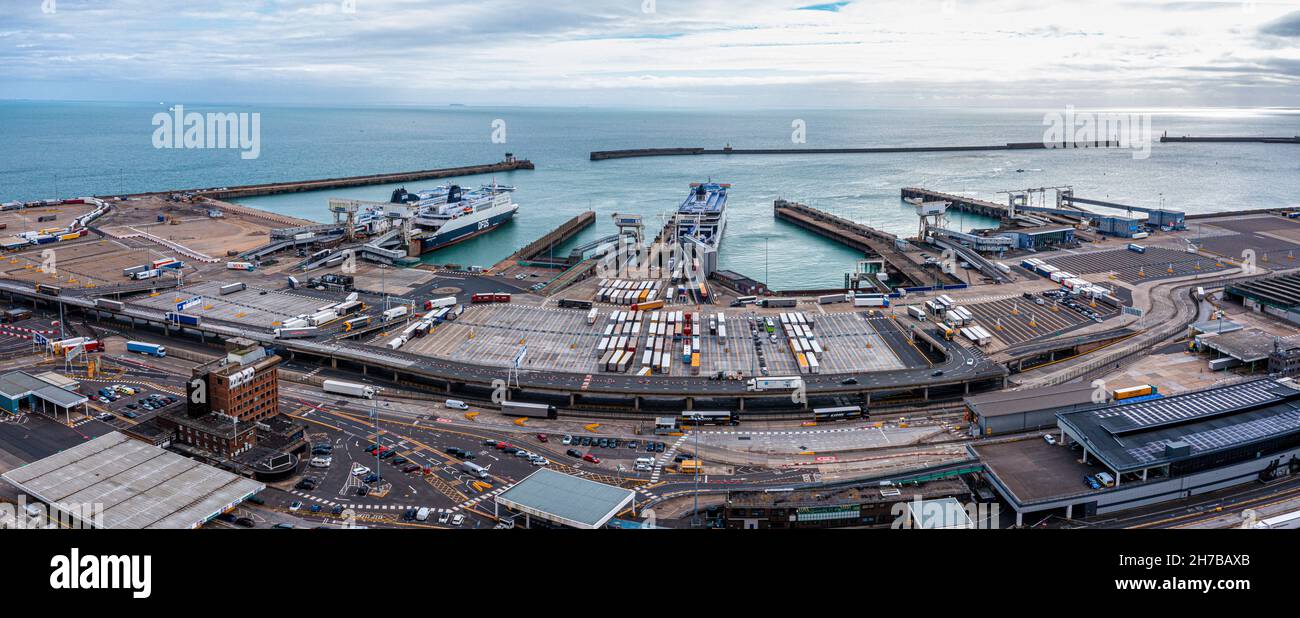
left=745, top=376, right=804, bottom=392
left=425, top=296, right=457, bottom=310
left=219, top=282, right=247, bottom=295
left=501, top=400, right=558, bottom=419
left=94, top=298, right=125, bottom=312
left=760, top=298, right=798, bottom=308
left=323, top=379, right=376, bottom=399
left=125, top=341, right=166, bottom=357
left=274, top=327, right=319, bottom=339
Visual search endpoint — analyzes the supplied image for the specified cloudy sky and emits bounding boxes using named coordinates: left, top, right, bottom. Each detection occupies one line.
left=2, top=0, right=1299, bottom=108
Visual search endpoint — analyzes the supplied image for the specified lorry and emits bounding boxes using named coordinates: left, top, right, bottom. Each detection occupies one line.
left=745, top=376, right=804, bottom=392
left=323, top=379, right=376, bottom=399
left=853, top=294, right=889, bottom=308
left=817, top=293, right=849, bottom=305
left=226, top=261, right=256, bottom=271
left=219, top=282, right=247, bottom=295
left=424, top=296, right=457, bottom=311
left=382, top=306, right=409, bottom=321
left=760, top=298, right=798, bottom=308
left=125, top=341, right=166, bottom=357
left=165, top=312, right=201, bottom=326
left=274, top=327, right=319, bottom=339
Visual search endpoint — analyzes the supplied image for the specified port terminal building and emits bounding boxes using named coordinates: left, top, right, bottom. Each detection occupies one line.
left=973, top=378, right=1300, bottom=525
left=1224, top=272, right=1300, bottom=326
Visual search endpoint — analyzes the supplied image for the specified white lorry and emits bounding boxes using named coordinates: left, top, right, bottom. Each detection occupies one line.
left=323, top=379, right=376, bottom=399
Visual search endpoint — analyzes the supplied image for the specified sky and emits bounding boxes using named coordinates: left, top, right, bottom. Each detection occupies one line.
left=1, top=0, right=1299, bottom=108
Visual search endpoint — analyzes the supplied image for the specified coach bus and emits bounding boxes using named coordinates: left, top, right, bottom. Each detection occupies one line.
left=679, top=410, right=738, bottom=426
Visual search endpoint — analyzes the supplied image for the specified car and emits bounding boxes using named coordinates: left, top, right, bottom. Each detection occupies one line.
left=125, top=404, right=138, bottom=410
left=840, top=377, right=859, bottom=385
left=309, top=456, right=332, bottom=468
left=451, top=514, right=465, bottom=526
left=438, top=512, right=450, bottom=524
left=1084, top=475, right=1101, bottom=489
left=562, top=435, right=572, bottom=445
left=272, top=523, right=295, bottom=529
left=309, top=504, right=322, bottom=513
left=484, top=439, right=498, bottom=447
left=628, top=440, right=639, bottom=450
left=931, top=370, right=944, bottom=377
left=351, top=464, right=370, bottom=477
left=966, top=358, right=975, bottom=366
left=392, top=457, right=408, bottom=465
left=495, top=441, right=512, bottom=450
left=356, top=485, right=370, bottom=496
left=365, top=445, right=379, bottom=453
left=380, top=450, right=397, bottom=459
left=402, top=464, right=421, bottom=473
left=656, top=442, right=667, bottom=452
left=402, top=508, right=417, bottom=521
left=289, top=501, right=303, bottom=512
left=580, top=437, right=592, bottom=446
left=363, top=473, right=381, bottom=484
left=531, top=458, right=549, bottom=466
left=536, top=433, right=548, bottom=442
left=295, top=479, right=317, bottom=490
left=216, top=513, right=237, bottom=523
left=610, top=439, right=621, bottom=448
left=1095, top=472, right=1116, bottom=487
left=1043, top=434, right=1056, bottom=445
left=503, top=447, right=519, bottom=455
left=514, top=450, right=531, bottom=458
left=246, top=495, right=265, bottom=506
left=567, top=449, right=582, bottom=458
left=583, top=454, right=601, bottom=464
left=331, top=505, right=344, bottom=515
left=235, top=517, right=255, bottom=528
left=596, top=438, right=607, bottom=448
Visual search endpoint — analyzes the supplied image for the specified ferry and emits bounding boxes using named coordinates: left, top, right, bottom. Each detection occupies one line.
left=675, top=181, right=729, bottom=276
left=676, top=181, right=728, bottom=250
left=390, top=182, right=517, bottom=254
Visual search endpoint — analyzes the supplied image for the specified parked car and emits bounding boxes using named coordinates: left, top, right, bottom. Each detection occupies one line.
left=451, top=514, right=465, bottom=526
left=235, top=517, right=255, bottom=528
left=562, top=435, right=573, bottom=445
left=536, top=433, right=548, bottom=443
left=567, top=449, right=582, bottom=458
left=289, top=501, right=302, bottom=512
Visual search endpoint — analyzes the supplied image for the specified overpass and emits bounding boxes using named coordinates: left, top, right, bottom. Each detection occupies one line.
left=1, top=280, right=1008, bottom=411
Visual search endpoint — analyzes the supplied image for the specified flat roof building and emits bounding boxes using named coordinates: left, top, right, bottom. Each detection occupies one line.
left=0, top=371, right=88, bottom=420
left=1, top=432, right=264, bottom=529
left=965, top=382, right=1101, bottom=436
left=1225, top=273, right=1300, bottom=325
left=493, top=468, right=635, bottom=529
left=975, top=378, right=1300, bottom=526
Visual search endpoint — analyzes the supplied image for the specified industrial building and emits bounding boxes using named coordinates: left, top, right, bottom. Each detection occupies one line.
left=1224, top=273, right=1300, bottom=326
left=1, top=432, right=264, bottom=529
left=975, top=378, right=1300, bottom=525
left=1002, top=225, right=1076, bottom=250
left=964, top=382, right=1101, bottom=436
left=493, top=468, right=635, bottom=529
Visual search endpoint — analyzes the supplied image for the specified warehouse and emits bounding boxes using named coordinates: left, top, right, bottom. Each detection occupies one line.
left=964, top=382, right=1100, bottom=436
left=1, top=432, right=264, bottom=529
left=975, top=378, right=1300, bottom=525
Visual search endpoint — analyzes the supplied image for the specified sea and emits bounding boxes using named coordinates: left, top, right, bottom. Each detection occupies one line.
left=1, top=101, right=1296, bottom=289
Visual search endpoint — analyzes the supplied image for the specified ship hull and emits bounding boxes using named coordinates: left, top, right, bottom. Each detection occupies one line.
left=417, top=206, right=517, bottom=254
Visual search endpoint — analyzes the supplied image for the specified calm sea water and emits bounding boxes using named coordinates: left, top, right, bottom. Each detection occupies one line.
left=1, top=102, right=1296, bottom=288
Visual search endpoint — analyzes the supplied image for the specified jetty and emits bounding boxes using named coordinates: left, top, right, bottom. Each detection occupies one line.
left=773, top=199, right=940, bottom=287
left=591, top=141, right=1120, bottom=161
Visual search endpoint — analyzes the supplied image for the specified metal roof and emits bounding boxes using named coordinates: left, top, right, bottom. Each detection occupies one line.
left=966, top=382, right=1099, bottom=418
left=0, top=371, right=86, bottom=408
left=1, top=432, right=264, bottom=529
left=1057, top=378, right=1300, bottom=472
left=1197, top=328, right=1280, bottom=363
left=494, top=468, right=635, bottom=529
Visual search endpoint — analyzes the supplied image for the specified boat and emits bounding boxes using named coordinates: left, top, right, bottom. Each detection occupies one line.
left=675, top=181, right=729, bottom=277
left=390, top=182, right=518, bottom=254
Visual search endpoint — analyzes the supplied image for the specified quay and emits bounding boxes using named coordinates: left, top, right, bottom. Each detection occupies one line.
left=591, top=141, right=1119, bottom=161
left=489, top=210, right=596, bottom=272
left=773, top=199, right=943, bottom=288
left=901, top=187, right=1010, bottom=220
left=125, top=157, right=534, bottom=200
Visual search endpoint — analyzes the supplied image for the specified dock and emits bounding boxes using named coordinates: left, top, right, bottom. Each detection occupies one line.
left=773, top=199, right=940, bottom=287
left=901, top=187, right=1010, bottom=220
left=126, top=157, right=535, bottom=200
left=490, top=210, right=596, bottom=272
left=591, top=141, right=1119, bottom=161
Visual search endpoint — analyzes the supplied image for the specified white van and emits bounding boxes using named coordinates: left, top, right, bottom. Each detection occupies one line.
left=310, top=456, right=332, bottom=468
left=635, top=457, right=655, bottom=471
left=445, top=399, right=470, bottom=411
left=415, top=507, right=430, bottom=522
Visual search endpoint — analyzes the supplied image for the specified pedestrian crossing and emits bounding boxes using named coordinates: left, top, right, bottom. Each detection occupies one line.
left=702, top=426, right=870, bottom=436
left=649, top=434, right=689, bottom=482
left=287, top=489, right=458, bottom=514
left=456, top=484, right=513, bottom=510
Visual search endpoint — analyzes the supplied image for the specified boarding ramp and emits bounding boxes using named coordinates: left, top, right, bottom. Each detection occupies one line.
left=929, top=237, right=1011, bottom=284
